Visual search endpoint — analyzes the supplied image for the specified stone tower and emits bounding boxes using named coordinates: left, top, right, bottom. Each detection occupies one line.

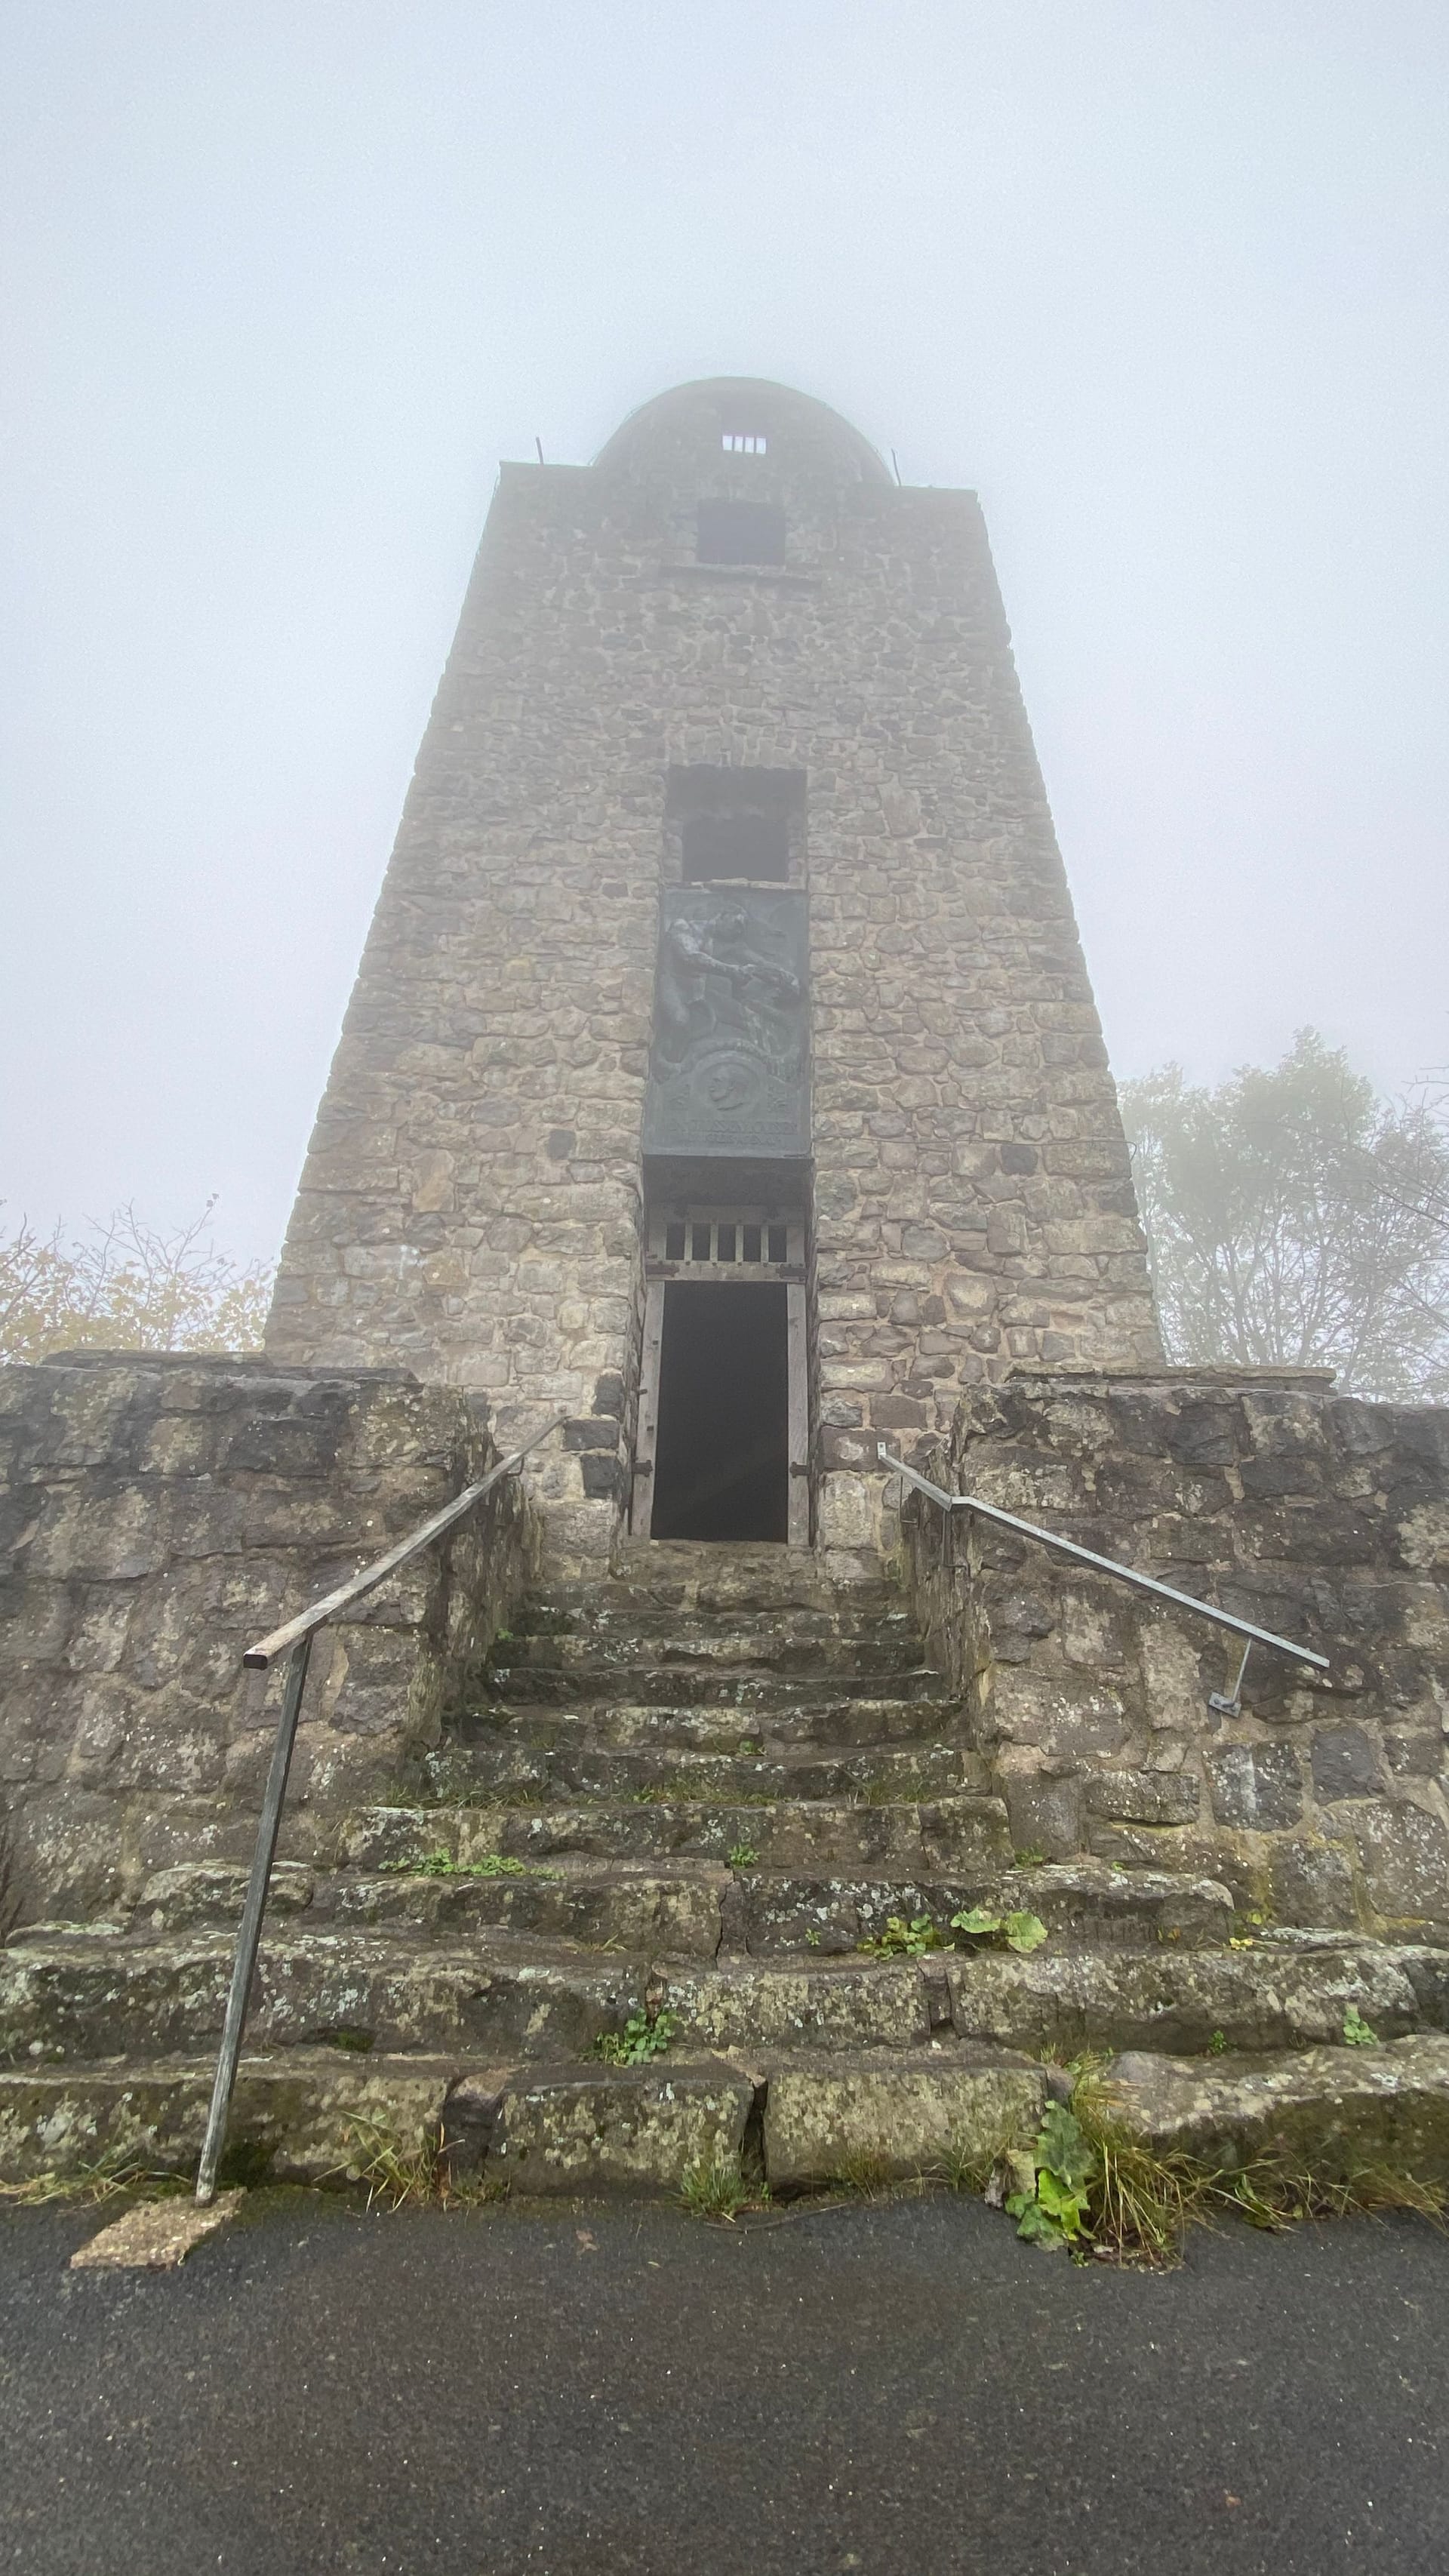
left=267, top=377, right=1161, bottom=1566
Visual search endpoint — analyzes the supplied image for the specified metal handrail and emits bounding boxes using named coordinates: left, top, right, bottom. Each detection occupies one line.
left=878, top=1446, right=1331, bottom=1684
left=194, top=1414, right=566, bottom=2204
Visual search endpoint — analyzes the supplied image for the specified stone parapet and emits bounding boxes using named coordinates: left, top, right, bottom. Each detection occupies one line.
left=0, top=1356, right=540, bottom=1924
left=898, top=1367, right=1449, bottom=1931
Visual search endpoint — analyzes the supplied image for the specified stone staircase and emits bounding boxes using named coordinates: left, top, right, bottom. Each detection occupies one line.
left=5, top=1542, right=1449, bottom=2199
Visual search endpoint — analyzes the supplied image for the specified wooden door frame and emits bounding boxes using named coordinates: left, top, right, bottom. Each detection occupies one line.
left=629, top=1206, right=809, bottom=1547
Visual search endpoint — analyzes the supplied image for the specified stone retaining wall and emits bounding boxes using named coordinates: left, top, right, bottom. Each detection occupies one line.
left=900, top=1368, right=1449, bottom=1932
left=0, top=1356, right=540, bottom=1925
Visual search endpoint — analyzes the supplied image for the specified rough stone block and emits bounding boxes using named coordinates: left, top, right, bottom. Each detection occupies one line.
left=1348, top=1801, right=1449, bottom=1925
left=1208, top=1742, right=1303, bottom=1832
left=761, top=2045, right=1048, bottom=2189
left=490, top=2064, right=752, bottom=2193
left=1311, top=1725, right=1382, bottom=1802
left=1085, top=1769, right=1201, bottom=1826
left=1105, top=2035, right=1449, bottom=2183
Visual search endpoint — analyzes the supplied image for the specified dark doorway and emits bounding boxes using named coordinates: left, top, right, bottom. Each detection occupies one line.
left=650, top=1282, right=789, bottom=1541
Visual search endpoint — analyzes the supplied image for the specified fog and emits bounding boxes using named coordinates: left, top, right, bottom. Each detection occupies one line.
left=4, top=2, right=1447, bottom=1268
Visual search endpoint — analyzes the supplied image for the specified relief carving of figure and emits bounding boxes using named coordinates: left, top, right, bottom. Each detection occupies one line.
left=653, top=903, right=804, bottom=1077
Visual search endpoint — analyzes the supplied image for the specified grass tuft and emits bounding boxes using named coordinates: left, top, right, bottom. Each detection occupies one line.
left=0, top=2153, right=188, bottom=2209
left=332, top=2116, right=506, bottom=2212
left=678, top=2151, right=761, bottom=2221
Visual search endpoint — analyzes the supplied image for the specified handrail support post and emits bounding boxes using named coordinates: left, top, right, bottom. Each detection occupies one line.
left=195, top=1632, right=314, bottom=2205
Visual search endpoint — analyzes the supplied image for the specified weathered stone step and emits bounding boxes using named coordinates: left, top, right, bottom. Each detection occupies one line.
left=0, top=2038, right=1056, bottom=2197
left=551, top=1543, right=900, bottom=1617
left=131, top=1856, right=728, bottom=1957
left=434, top=1740, right=971, bottom=1808
left=481, top=1660, right=946, bottom=1709
left=0, top=1927, right=654, bottom=2065
left=1103, top=2033, right=1449, bottom=2181
left=511, top=1601, right=912, bottom=1649
left=736, top=1860, right=1235, bottom=1956
left=10, top=2031, right=1449, bottom=2202
left=758, top=2043, right=1054, bottom=2191
left=451, top=1693, right=959, bottom=1755
left=20, top=1907, right=1435, bottom=2072
left=0, top=2048, right=750, bottom=2195
left=494, top=1628, right=926, bottom=1680
left=943, top=1937, right=1449, bottom=2057
left=419, top=1790, right=1016, bottom=1875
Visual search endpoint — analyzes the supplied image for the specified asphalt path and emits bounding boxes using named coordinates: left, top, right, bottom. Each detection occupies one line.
left=2, top=2187, right=1445, bottom=2575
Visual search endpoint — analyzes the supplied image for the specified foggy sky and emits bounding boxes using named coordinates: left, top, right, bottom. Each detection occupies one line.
left=4, top=1, right=1447, bottom=1267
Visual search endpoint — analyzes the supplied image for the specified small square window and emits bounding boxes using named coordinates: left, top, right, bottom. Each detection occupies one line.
left=721, top=430, right=768, bottom=454
left=697, top=500, right=786, bottom=567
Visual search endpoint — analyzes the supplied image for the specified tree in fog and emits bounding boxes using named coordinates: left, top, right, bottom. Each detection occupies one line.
left=1121, top=1029, right=1449, bottom=1402
left=0, top=1201, right=272, bottom=1362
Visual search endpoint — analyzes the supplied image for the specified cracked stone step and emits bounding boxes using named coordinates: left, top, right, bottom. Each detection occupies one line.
left=1103, top=2033, right=1449, bottom=2182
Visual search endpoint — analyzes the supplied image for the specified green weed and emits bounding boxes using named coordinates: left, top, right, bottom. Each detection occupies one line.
left=860, top=1913, right=941, bottom=1959
left=951, top=1905, right=1048, bottom=1955
left=380, top=1849, right=552, bottom=1880
left=1343, top=2006, right=1379, bottom=2046
left=727, top=1842, right=758, bottom=1868
left=1013, top=1846, right=1048, bottom=1869
left=594, top=2005, right=679, bottom=2067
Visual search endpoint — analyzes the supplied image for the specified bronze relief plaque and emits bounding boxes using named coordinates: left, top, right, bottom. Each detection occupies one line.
left=642, top=887, right=810, bottom=1159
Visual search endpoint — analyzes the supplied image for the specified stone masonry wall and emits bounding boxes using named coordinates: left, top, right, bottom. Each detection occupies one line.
left=267, top=379, right=1160, bottom=1568
left=900, top=1368, right=1449, bottom=1934
left=0, top=1356, right=540, bottom=1926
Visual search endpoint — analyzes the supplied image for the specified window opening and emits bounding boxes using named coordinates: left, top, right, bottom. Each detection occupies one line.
left=681, top=809, right=789, bottom=883
left=767, top=1223, right=788, bottom=1263
left=665, top=1220, right=687, bottom=1262
left=697, top=500, right=786, bottom=567
left=742, top=1223, right=762, bottom=1265
left=721, top=431, right=767, bottom=454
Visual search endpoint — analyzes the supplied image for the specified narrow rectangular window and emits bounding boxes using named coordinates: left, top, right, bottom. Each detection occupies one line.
left=721, top=431, right=768, bottom=454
